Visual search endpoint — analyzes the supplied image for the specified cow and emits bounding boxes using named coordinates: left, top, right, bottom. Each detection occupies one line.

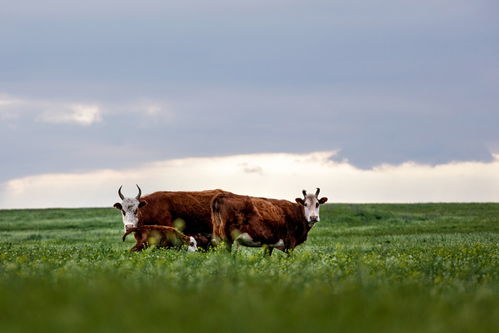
left=122, top=225, right=198, bottom=252
left=211, top=188, right=328, bottom=255
left=113, top=185, right=226, bottom=245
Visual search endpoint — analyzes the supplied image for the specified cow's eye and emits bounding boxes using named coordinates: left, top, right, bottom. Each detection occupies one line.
left=122, top=210, right=126, bottom=216
left=316, top=203, right=319, bottom=208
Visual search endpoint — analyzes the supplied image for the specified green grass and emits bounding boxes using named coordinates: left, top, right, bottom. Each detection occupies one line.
left=0, top=204, right=498, bottom=332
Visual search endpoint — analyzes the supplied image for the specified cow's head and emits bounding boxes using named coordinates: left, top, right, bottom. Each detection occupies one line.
left=295, top=188, right=328, bottom=226
left=113, top=185, right=147, bottom=232
left=187, top=236, right=197, bottom=252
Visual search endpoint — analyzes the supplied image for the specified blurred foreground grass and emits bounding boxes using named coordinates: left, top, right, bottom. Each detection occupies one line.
left=0, top=203, right=498, bottom=332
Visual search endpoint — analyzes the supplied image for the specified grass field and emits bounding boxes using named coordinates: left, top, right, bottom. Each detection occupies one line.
left=0, top=203, right=498, bottom=332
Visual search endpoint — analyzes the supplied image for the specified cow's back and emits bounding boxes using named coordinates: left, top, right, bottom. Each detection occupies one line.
left=251, top=197, right=300, bottom=224
left=139, top=189, right=226, bottom=235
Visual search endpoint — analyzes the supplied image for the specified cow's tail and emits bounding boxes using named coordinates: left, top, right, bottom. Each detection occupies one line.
left=210, top=194, right=226, bottom=244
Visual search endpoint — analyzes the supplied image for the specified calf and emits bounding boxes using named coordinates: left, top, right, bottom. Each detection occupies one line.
left=122, top=225, right=198, bottom=252
left=211, top=188, right=328, bottom=255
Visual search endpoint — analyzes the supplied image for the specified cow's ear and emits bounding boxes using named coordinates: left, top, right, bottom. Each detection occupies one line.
left=319, top=197, right=328, bottom=204
left=138, top=200, right=147, bottom=208
left=295, top=198, right=305, bottom=205
left=113, top=203, right=122, bottom=210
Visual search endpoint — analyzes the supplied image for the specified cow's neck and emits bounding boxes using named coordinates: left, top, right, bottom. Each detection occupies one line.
left=296, top=204, right=310, bottom=228
left=292, top=204, right=312, bottom=244
left=136, top=208, right=146, bottom=227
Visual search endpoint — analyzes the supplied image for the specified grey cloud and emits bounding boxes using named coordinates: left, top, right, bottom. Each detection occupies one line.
left=2, top=89, right=497, bottom=184
left=0, top=1, right=498, bottom=183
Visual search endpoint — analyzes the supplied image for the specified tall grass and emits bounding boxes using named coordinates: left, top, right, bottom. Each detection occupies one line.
left=0, top=204, right=498, bottom=332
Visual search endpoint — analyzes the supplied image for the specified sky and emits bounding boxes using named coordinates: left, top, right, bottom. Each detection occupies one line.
left=1, top=1, right=498, bottom=208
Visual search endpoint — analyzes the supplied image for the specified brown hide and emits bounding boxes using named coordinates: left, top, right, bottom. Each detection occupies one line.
left=211, top=193, right=310, bottom=252
left=136, top=190, right=226, bottom=237
left=122, top=225, right=193, bottom=252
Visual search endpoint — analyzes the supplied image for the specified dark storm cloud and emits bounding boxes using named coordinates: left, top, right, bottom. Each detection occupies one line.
left=1, top=0, right=498, bottom=182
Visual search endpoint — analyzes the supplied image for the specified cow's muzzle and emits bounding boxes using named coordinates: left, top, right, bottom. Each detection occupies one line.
left=308, top=217, right=319, bottom=227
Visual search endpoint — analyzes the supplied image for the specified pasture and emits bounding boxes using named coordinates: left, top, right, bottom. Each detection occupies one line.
left=0, top=203, right=498, bottom=332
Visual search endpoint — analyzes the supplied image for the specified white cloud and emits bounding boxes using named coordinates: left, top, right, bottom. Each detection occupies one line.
left=0, top=92, right=176, bottom=126
left=0, top=93, right=104, bottom=126
left=0, top=95, right=22, bottom=120
left=38, top=104, right=102, bottom=126
left=137, top=102, right=175, bottom=123
left=0, top=96, right=20, bottom=107
left=1, top=152, right=499, bottom=209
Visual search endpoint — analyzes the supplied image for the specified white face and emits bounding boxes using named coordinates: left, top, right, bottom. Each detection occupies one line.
left=303, top=194, right=321, bottom=223
left=114, top=185, right=146, bottom=232
left=295, top=189, right=328, bottom=226
left=114, top=198, right=141, bottom=232
left=187, top=236, right=197, bottom=252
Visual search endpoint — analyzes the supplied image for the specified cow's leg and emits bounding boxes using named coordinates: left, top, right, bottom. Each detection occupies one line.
left=130, top=232, right=148, bottom=252
left=211, top=235, right=223, bottom=248
left=130, top=242, right=146, bottom=252
left=224, top=225, right=234, bottom=252
left=134, top=232, right=143, bottom=242
left=263, top=245, right=274, bottom=256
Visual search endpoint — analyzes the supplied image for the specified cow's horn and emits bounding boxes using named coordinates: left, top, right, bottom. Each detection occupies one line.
left=118, top=185, right=125, bottom=200
left=136, top=184, right=142, bottom=200
left=302, top=190, right=307, bottom=197
left=315, top=188, right=320, bottom=197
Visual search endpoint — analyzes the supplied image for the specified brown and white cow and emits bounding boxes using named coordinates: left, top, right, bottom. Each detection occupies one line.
left=113, top=185, right=226, bottom=245
left=122, top=225, right=198, bottom=252
left=211, top=188, right=328, bottom=255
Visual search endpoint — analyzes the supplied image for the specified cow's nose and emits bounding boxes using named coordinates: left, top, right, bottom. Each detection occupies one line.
left=125, top=224, right=134, bottom=230
left=310, top=216, right=318, bottom=222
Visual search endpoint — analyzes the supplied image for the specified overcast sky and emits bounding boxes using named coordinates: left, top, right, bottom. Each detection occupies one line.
left=1, top=1, right=498, bottom=207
